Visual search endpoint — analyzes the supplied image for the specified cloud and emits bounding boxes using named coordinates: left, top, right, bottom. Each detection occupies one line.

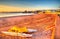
left=0, top=5, right=26, bottom=12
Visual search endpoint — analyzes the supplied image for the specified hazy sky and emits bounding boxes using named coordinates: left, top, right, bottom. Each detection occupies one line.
left=0, top=0, right=60, bottom=10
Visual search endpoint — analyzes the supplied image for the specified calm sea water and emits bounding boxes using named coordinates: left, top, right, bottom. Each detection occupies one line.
left=0, top=13, right=35, bottom=17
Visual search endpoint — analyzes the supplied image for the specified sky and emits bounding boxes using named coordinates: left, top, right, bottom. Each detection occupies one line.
left=0, top=0, right=60, bottom=11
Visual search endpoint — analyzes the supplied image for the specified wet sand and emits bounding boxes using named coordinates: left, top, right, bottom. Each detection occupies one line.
left=0, top=14, right=59, bottom=39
